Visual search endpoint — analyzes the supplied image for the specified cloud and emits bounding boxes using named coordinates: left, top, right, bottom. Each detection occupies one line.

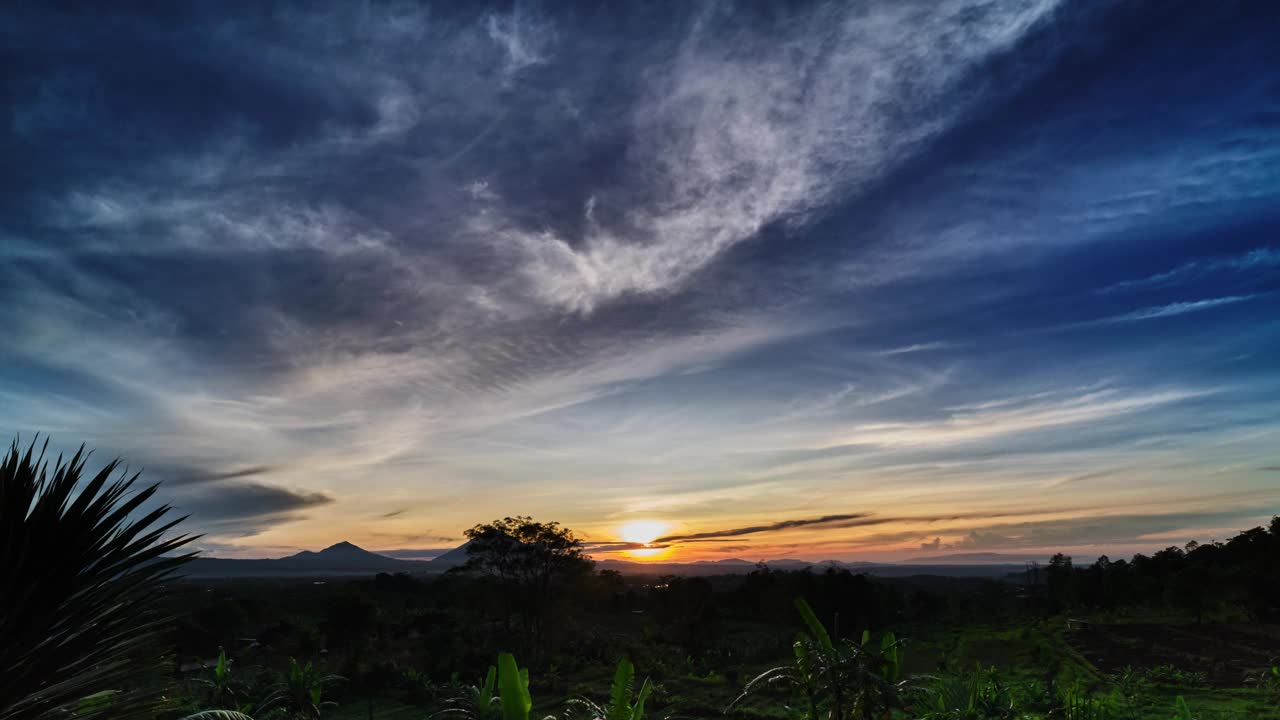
left=1045, top=468, right=1124, bottom=488
left=1102, top=247, right=1280, bottom=294
left=146, top=464, right=334, bottom=538
left=1066, top=294, right=1263, bottom=328
left=486, top=9, right=554, bottom=80
left=582, top=541, right=668, bottom=554
left=945, top=530, right=1018, bottom=550
left=377, top=547, right=458, bottom=560
left=174, top=481, right=333, bottom=537
left=828, top=386, right=1209, bottom=449
left=159, top=465, right=278, bottom=486
left=874, top=342, right=956, bottom=356
left=936, top=507, right=1280, bottom=552
left=499, top=1, right=1062, bottom=312
left=657, top=513, right=882, bottom=543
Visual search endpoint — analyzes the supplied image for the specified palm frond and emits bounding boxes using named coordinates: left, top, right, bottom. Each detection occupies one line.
left=0, top=437, right=197, bottom=720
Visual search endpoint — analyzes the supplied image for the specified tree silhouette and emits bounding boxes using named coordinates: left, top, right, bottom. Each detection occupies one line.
left=459, top=516, right=593, bottom=652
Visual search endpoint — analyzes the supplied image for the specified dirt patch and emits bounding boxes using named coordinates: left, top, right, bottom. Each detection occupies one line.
left=1067, top=623, right=1280, bottom=688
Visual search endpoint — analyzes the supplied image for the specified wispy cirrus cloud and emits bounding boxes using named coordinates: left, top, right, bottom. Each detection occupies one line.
left=1102, top=247, right=1280, bottom=295
left=500, top=1, right=1064, bottom=312
left=1062, top=294, right=1264, bottom=329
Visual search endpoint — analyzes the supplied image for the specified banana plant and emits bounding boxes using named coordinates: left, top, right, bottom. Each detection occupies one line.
left=914, top=668, right=1016, bottom=720
left=565, top=658, right=653, bottom=720
left=731, top=598, right=910, bottom=720
left=191, top=648, right=239, bottom=711
left=255, top=658, right=343, bottom=720
left=730, top=631, right=825, bottom=720
left=497, top=652, right=533, bottom=720
left=437, top=665, right=501, bottom=720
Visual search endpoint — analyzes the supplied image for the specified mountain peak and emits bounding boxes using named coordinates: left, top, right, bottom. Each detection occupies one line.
left=283, top=541, right=382, bottom=562
left=320, top=541, right=364, bottom=553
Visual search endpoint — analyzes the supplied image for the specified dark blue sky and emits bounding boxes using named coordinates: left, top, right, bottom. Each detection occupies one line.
left=2, top=1, right=1278, bottom=559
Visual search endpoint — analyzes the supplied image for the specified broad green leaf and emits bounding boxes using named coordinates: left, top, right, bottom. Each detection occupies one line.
left=793, top=598, right=833, bottom=651
left=497, top=653, right=531, bottom=720
left=631, top=678, right=651, bottom=720
left=609, top=658, right=635, bottom=720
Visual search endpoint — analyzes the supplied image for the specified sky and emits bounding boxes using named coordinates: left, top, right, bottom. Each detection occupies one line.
left=2, top=1, right=1278, bottom=563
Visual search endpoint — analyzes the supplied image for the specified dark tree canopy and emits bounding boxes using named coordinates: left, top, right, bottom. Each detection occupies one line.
left=462, top=516, right=592, bottom=588
left=459, top=517, right=594, bottom=652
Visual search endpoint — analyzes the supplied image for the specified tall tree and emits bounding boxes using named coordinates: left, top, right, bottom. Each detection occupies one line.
left=459, top=517, right=592, bottom=650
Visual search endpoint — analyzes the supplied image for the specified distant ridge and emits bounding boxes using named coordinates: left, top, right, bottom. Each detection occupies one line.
left=177, top=542, right=1031, bottom=579
left=596, top=557, right=1018, bottom=578
left=181, top=540, right=466, bottom=578
left=902, top=552, right=1048, bottom=565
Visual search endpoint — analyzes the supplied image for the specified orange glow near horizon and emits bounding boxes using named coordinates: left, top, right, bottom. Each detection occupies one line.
left=626, top=546, right=670, bottom=560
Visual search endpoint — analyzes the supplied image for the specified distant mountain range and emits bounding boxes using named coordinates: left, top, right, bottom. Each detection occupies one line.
left=180, top=541, right=469, bottom=578
left=179, top=542, right=1035, bottom=579
left=901, top=552, right=1049, bottom=565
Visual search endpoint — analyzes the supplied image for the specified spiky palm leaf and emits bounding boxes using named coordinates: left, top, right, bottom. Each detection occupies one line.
left=0, top=438, right=197, bottom=720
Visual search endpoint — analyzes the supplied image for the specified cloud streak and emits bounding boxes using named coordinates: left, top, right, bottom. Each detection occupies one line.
left=656, top=513, right=879, bottom=543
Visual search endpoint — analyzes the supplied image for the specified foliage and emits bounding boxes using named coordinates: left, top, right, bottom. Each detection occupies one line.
left=437, top=666, right=500, bottom=720
left=461, top=517, right=592, bottom=588
left=10, top=449, right=1280, bottom=720
left=1139, top=665, right=1208, bottom=688
left=496, top=653, right=532, bottom=720
left=0, top=438, right=195, bottom=720
left=1061, top=690, right=1109, bottom=720
left=458, top=517, right=595, bottom=655
left=564, top=657, right=653, bottom=720
left=192, top=648, right=242, bottom=711
left=1248, top=664, right=1280, bottom=705
left=914, top=668, right=1023, bottom=720
left=279, top=658, right=344, bottom=719
left=731, top=597, right=911, bottom=720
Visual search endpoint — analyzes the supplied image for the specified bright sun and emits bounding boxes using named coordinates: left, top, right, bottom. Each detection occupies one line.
left=619, top=519, right=668, bottom=545
left=618, top=519, right=670, bottom=559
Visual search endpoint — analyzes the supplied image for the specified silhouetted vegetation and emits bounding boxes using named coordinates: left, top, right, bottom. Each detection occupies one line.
left=4, top=438, right=1280, bottom=719
left=0, top=438, right=196, bottom=719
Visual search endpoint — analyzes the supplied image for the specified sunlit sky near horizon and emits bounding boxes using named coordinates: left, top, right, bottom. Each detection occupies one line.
left=3, top=2, right=1279, bottom=563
